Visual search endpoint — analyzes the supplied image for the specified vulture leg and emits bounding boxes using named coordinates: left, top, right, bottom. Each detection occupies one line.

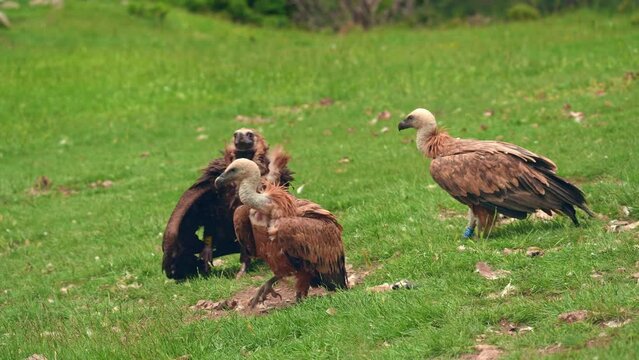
left=294, top=272, right=312, bottom=302
left=473, top=205, right=498, bottom=238
left=249, top=276, right=281, bottom=308
left=463, top=208, right=477, bottom=238
left=235, top=249, right=252, bottom=279
left=200, top=235, right=213, bottom=274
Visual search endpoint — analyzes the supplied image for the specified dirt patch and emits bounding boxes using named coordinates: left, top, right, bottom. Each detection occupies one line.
left=190, top=265, right=377, bottom=320
left=460, top=344, right=503, bottom=360
left=558, top=310, right=590, bottom=324
left=476, top=262, right=511, bottom=280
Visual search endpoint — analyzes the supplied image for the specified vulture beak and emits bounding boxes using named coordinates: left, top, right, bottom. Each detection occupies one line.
left=214, top=174, right=227, bottom=189
left=398, top=118, right=412, bottom=131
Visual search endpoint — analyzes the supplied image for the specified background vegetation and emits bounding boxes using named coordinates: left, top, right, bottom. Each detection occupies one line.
left=162, top=0, right=636, bottom=29
left=1, top=0, right=638, bottom=359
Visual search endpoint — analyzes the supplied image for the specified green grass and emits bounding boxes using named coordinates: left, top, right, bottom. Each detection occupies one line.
left=1, top=1, right=639, bottom=359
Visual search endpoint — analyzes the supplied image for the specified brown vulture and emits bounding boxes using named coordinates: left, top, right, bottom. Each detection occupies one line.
left=215, top=156, right=348, bottom=307
left=162, top=128, right=294, bottom=280
left=398, top=108, right=594, bottom=238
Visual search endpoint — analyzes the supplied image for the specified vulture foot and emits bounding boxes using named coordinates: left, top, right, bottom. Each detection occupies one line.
left=235, top=261, right=249, bottom=279
left=249, top=276, right=281, bottom=308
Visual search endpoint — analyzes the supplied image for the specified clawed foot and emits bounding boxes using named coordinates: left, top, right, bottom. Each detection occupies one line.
left=249, top=276, right=281, bottom=308
left=235, top=262, right=248, bottom=279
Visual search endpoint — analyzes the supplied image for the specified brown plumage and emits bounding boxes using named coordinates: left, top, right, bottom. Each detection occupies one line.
left=162, top=129, right=294, bottom=280
left=398, top=108, right=594, bottom=237
left=216, top=158, right=347, bottom=307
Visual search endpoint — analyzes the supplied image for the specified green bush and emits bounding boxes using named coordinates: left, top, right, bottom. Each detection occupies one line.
left=507, top=3, right=541, bottom=21
left=631, top=12, right=639, bottom=26
left=227, top=0, right=261, bottom=23
left=128, top=2, right=169, bottom=22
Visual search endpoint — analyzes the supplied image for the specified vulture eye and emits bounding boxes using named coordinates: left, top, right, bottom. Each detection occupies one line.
left=407, top=115, right=414, bottom=120
left=247, top=133, right=254, bottom=139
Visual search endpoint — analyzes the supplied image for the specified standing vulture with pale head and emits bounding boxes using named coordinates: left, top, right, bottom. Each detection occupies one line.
left=215, top=157, right=348, bottom=307
left=162, top=128, right=293, bottom=280
left=398, top=108, right=594, bottom=238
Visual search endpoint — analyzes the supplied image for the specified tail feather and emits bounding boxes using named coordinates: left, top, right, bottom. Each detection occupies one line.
left=266, top=145, right=291, bottom=185
left=542, top=170, right=594, bottom=220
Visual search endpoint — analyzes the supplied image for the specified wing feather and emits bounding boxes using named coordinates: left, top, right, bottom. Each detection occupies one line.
left=271, top=215, right=347, bottom=290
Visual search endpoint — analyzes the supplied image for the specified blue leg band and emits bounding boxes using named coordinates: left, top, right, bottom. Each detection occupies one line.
left=463, top=226, right=474, bottom=238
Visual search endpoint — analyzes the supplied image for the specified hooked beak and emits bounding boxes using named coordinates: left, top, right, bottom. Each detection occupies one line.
left=397, top=118, right=412, bottom=131
left=214, top=174, right=228, bottom=189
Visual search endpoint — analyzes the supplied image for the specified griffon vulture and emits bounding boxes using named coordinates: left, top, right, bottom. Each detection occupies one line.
left=398, top=108, right=594, bottom=238
left=215, top=157, right=348, bottom=307
left=162, top=128, right=294, bottom=280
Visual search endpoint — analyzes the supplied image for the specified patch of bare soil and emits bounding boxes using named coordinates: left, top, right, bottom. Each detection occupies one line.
left=460, top=344, right=503, bottom=360
left=190, top=265, right=377, bottom=320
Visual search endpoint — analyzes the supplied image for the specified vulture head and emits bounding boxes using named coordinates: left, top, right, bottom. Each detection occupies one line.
left=233, top=128, right=259, bottom=151
left=398, top=108, right=437, bottom=134
left=215, top=158, right=260, bottom=189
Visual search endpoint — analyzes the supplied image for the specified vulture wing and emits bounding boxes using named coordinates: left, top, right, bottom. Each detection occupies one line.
left=161, top=157, right=239, bottom=279
left=430, top=142, right=592, bottom=223
left=233, top=205, right=256, bottom=258
left=272, top=210, right=347, bottom=291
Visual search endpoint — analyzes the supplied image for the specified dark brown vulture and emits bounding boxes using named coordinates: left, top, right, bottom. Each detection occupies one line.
left=398, top=108, right=594, bottom=238
left=162, top=128, right=294, bottom=280
left=215, top=156, right=348, bottom=307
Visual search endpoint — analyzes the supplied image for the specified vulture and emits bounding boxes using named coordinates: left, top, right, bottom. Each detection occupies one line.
left=215, top=156, right=348, bottom=307
left=162, top=128, right=294, bottom=280
left=398, top=108, right=594, bottom=238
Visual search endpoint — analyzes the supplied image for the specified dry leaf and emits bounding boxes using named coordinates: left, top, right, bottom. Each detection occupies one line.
left=212, top=259, right=225, bottom=267
left=319, top=97, right=334, bottom=106
left=325, top=307, right=337, bottom=316
left=377, top=111, right=391, bottom=121
left=191, top=299, right=237, bottom=311
left=475, top=262, right=511, bottom=280
left=457, top=245, right=466, bottom=252
left=499, top=319, right=533, bottom=335
left=368, top=118, right=378, bottom=126
left=602, top=319, right=631, bottom=328
left=60, top=284, right=75, bottom=295
left=196, top=127, right=205, bottom=132
left=338, top=157, right=350, bottom=164
left=606, top=220, right=639, bottom=232
left=196, top=134, right=208, bottom=141
left=26, top=355, right=47, bottom=360
left=295, top=184, right=305, bottom=194
left=531, top=210, right=553, bottom=221
left=526, top=247, right=544, bottom=257
left=558, top=310, right=590, bottom=324
left=620, top=206, right=631, bottom=217
left=483, top=109, right=494, bottom=117
left=479, top=124, right=489, bottom=131
left=380, top=126, right=389, bottom=133
left=569, top=111, right=585, bottom=124
left=488, top=282, right=516, bottom=299
left=29, top=176, right=52, bottom=195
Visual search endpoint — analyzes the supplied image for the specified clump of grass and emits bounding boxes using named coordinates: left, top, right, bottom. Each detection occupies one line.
left=127, top=1, right=169, bottom=22
left=507, top=3, right=541, bottom=21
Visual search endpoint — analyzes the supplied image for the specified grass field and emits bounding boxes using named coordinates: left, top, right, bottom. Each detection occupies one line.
left=1, top=1, right=639, bottom=359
